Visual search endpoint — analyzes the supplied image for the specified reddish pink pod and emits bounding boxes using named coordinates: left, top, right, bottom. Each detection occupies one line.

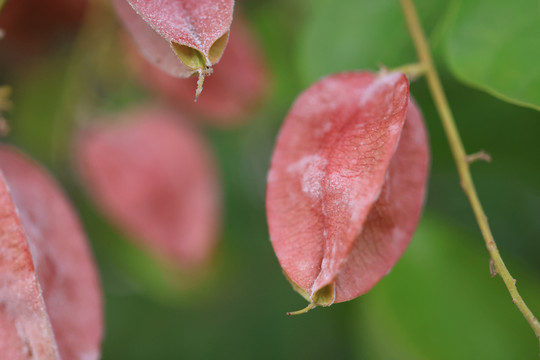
left=266, top=71, right=429, bottom=313
left=131, top=18, right=269, bottom=125
left=75, top=107, right=220, bottom=269
left=0, top=146, right=103, bottom=359
left=112, top=0, right=234, bottom=97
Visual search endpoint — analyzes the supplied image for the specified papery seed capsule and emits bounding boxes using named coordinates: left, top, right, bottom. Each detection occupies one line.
left=0, top=146, right=103, bottom=360
left=112, top=0, right=234, bottom=98
left=75, top=107, right=221, bottom=269
left=266, top=71, right=429, bottom=313
left=129, top=17, right=269, bottom=125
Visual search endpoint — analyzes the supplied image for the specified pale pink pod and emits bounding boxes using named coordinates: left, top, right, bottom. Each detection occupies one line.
left=266, top=71, right=429, bottom=312
left=131, top=17, right=270, bottom=125
left=75, top=107, right=220, bottom=269
left=0, top=146, right=103, bottom=359
left=112, top=0, right=234, bottom=97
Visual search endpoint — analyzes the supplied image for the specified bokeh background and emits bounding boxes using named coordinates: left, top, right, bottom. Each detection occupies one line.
left=1, top=0, right=539, bottom=358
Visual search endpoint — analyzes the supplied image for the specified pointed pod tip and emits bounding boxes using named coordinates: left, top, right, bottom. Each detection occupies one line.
left=194, top=72, right=205, bottom=102
left=286, top=302, right=316, bottom=316
left=194, top=67, right=212, bottom=102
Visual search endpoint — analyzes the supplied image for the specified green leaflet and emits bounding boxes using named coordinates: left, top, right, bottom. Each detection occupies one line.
left=444, top=0, right=540, bottom=111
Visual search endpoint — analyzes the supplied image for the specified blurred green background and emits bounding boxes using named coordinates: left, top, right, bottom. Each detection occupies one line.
left=1, top=0, right=539, bottom=358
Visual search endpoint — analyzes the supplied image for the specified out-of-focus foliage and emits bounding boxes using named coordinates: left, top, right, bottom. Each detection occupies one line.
left=357, top=215, right=540, bottom=360
left=297, top=0, right=450, bottom=86
left=1, top=0, right=539, bottom=358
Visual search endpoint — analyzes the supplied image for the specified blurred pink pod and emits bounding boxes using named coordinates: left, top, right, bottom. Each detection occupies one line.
left=266, top=71, right=429, bottom=313
left=75, top=107, right=221, bottom=269
left=111, top=0, right=234, bottom=97
left=0, top=146, right=103, bottom=359
left=130, top=18, right=270, bottom=126
left=0, top=0, right=87, bottom=62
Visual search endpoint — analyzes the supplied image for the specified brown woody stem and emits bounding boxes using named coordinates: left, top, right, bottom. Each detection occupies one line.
left=399, top=0, right=540, bottom=351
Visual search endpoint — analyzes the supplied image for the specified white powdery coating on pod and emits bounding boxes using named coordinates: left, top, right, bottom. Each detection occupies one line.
left=286, top=154, right=328, bottom=200
left=266, top=71, right=429, bottom=305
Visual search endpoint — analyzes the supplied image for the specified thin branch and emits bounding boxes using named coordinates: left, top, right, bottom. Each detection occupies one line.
left=399, top=0, right=540, bottom=350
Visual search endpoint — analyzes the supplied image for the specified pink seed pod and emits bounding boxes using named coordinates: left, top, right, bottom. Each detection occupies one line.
left=75, top=107, right=221, bottom=269
left=0, top=146, right=103, bottom=360
left=130, top=17, right=270, bottom=126
left=266, top=71, right=429, bottom=314
left=111, top=0, right=234, bottom=98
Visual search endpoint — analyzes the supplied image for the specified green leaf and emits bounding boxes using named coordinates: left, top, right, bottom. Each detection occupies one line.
left=297, top=0, right=449, bottom=86
left=444, top=0, right=540, bottom=111
left=356, top=215, right=540, bottom=360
